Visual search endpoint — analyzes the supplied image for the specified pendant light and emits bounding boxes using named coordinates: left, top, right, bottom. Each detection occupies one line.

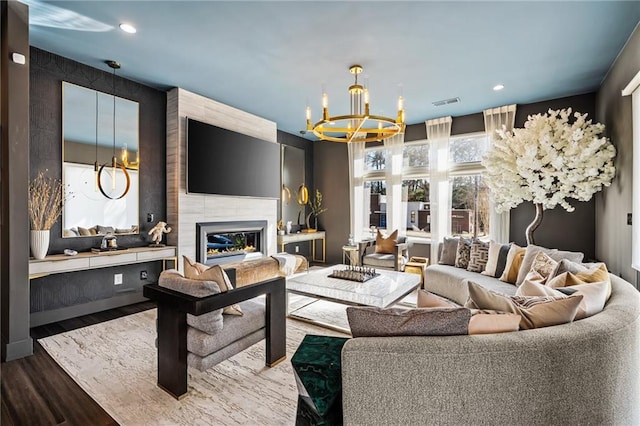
left=94, top=90, right=99, bottom=191
left=97, top=59, right=130, bottom=200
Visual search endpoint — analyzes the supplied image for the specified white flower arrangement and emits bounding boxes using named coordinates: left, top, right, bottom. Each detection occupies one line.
left=482, top=108, right=616, bottom=213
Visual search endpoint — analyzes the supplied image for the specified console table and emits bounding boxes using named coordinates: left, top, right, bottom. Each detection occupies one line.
left=277, top=232, right=325, bottom=263
left=29, top=246, right=177, bottom=279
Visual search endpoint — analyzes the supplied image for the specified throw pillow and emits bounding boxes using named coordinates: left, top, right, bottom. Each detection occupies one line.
left=468, top=310, right=521, bottom=334
left=549, top=260, right=611, bottom=300
left=438, top=237, right=459, bottom=266
left=159, top=269, right=221, bottom=297
left=465, top=281, right=583, bottom=329
left=183, top=256, right=243, bottom=315
left=529, top=252, right=558, bottom=281
left=515, top=245, right=584, bottom=286
left=499, top=244, right=526, bottom=284
left=417, top=290, right=460, bottom=308
left=454, top=238, right=472, bottom=269
left=346, top=306, right=470, bottom=337
left=97, top=225, right=115, bottom=235
left=467, top=239, right=490, bottom=273
left=516, top=278, right=608, bottom=320
left=482, top=241, right=511, bottom=277
left=78, top=226, right=91, bottom=236
left=374, top=229, right=398, bottom=254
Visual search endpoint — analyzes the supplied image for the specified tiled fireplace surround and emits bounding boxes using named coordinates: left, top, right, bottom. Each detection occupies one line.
left=166, top=87, right=278, bottom=268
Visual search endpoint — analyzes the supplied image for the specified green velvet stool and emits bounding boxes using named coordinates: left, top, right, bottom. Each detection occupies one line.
left=292, top=334, right=349, bottom=426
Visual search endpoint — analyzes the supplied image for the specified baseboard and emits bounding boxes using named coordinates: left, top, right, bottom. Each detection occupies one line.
left=3, top=336, right=34, bottom=361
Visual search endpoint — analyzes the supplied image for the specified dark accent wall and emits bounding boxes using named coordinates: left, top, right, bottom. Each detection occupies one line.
left=27, top=48, right=167, bottom=326
left=596, top=23, right=640, bottom=285
left=1, top=0, right=33, bottom=361
left=313, top=141, right=350, bottom=264
left=277, top=130, right=314, bottom=256
left=317, top=93, right=598, bottom=262
left=30, top=47, right=166, bottom=253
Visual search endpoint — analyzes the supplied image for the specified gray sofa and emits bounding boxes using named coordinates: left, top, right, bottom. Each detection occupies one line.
left=342, top=266, right=640, bottom=425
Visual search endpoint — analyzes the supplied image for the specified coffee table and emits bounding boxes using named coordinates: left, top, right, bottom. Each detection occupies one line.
left=287, top=265, right=421, bottom=333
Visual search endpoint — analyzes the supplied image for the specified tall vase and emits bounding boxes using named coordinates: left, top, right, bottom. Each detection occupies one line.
left=30, top=229, right=50, bottom=259
left=525, top=203, right=544, bottom=245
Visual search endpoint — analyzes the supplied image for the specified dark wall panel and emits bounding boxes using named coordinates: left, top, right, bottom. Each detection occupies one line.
left=30, top=47, right=166, bottom=254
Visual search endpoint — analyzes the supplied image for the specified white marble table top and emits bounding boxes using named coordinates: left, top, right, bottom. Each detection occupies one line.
left=286, top=265, right=421, bottom=308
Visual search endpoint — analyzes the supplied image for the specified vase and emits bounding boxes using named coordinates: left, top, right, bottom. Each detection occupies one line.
left=525, top=203, right=544, bottom=245
left=30, top=229, right=50, bottom=259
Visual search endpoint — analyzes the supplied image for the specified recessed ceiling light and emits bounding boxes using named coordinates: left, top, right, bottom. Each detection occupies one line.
left=119, top=23, right=136, bottom=34
left=493, top=84, right=505, bottom=91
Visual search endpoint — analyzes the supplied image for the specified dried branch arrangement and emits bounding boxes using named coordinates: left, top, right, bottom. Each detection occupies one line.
left=29, top=171, right=64, bottom=230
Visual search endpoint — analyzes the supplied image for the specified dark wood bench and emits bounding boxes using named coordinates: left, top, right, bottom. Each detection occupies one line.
left=143, top=271, right=286, bottom=399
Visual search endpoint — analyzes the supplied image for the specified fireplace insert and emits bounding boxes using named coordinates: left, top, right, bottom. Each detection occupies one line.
left=196, top=221, right=267, bottom=264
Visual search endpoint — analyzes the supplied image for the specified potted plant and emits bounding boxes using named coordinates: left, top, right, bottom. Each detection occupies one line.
left=482, top=108, right=616, bottom=244
left=29, top=171, right=64, bottom=259
left=305, top=189, right=328, bottom=232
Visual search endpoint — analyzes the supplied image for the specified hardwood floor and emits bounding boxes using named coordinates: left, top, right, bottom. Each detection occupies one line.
left=1, top=301, right=156, bottom=425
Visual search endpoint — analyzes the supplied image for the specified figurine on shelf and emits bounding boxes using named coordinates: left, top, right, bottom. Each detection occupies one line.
left=149, top=221, right=172, bottom=246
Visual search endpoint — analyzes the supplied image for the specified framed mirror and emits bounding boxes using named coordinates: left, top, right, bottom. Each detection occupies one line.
left=62, top=82, right=140, bottom=238
left=281, top=145, right=305, bottom=229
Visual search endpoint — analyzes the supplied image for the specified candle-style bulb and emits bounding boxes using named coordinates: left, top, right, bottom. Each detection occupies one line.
left=397, top=96, right=404, bottom=112
left=322, top=93, right=328, bottom=109
left=306, top=106, right=311, bottom=121
left=364, top=88, right=370, bottom=105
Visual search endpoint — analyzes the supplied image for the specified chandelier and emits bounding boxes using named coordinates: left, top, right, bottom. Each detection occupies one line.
left=305, top=65, right=405, bottom=143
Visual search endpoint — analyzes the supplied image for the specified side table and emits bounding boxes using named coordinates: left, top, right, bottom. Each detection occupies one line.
left=341, top=245, right=359, bottom=266
left=292, top=334, right=349, bottom=425
left=404, top=256, right=429, bottom=288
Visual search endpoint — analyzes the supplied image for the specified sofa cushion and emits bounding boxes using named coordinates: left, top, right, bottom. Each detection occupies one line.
left=346, top=306, right=470, bottom=337
left=499, top=244, right=526, bottom=284
left=187, top=299, right=265, bottom=357
left=438, top=237, right=459, bottom=266
left=424, top=264, right=517, bottom=305
left=375, top=229, right=398, bottom=254
left=465, top=280, right=583, bottom=329
left=187, top=310, right=224, bottom=335
left=223, top=255, right=308, bottom=287
left=468, top=310, right=521, bottom=334
left=159, top=269, right=220, bottom=298
left=515, top=245, right=584, bottom=286
left=363, top=253, right=396, bottom=269
left=454, top=238, right=472, bottom=269
left=482, top=241, right=511, bottom=278
left=516, top=278, right=608, bottom=320
left=417, top=290, right=460, bottom=308
left=467, top=240, right=490, bottom=273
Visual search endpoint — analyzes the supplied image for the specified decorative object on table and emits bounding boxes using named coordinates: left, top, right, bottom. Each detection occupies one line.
left=148, top=220, right=172, bottom=246
left=286, top=221, right=293, bottom=235
left=305, top=189, right=328, bottom=232
left=101, top=233, right=118, bottom=249
left=328, top=265, right=379, bottom=283
left=348, top=234, right=355, bottom=247
left=292, top=334, right=349, bottom=426
left=277, top=220, right=285, bottom=236
left=29, top=170, right=65, bottom=259
left=482, top=108, right=616, bottom=244
left=63, top=249, right=78, bottom=256
left=304, top=64, right=405, bottom=143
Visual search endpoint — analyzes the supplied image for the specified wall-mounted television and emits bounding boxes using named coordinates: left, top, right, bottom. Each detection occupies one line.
left=186, top=118, right=280, bottom=198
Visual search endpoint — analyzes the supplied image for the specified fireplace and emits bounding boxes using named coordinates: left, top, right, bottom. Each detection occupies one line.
left=196, top=221, right=267, bottom=265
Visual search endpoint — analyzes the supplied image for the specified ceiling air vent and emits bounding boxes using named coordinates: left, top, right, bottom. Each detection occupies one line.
left=432, top=97, right=461, bottom=107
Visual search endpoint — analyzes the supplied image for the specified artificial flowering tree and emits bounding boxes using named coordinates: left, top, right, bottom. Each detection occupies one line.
left=482, top=108, right=616, bottom=244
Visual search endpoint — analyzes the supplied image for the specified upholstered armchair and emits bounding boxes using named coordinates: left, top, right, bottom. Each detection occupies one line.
left=358, top=231, right=409, bottom=271
left=143, top=268, right=286, bottom=399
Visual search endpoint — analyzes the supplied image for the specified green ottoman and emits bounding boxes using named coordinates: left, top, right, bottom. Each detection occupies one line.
left=292, top=334, right=349, bottom=426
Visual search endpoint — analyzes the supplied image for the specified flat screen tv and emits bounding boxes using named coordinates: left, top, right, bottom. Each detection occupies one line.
left=186, top=118, right=280, bottom=198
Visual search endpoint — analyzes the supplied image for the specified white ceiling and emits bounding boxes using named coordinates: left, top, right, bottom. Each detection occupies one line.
left=26, top=1, right=640, bottom=138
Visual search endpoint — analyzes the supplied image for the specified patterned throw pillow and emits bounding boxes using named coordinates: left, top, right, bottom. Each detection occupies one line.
left=482, top=241, right=511, bottom=277
left=529, top=251, right=558, bottom=280
left=374, top=229, right=398, bottom=254
left=467, top=240, right=490, bottom=273
left=515, top=245, right=584, bottom=286
left=454, top=238, right=472, bottom=269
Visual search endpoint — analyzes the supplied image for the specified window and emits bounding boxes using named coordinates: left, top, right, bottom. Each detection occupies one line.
left=450, top=175, right=489, bottom=238
left=403, top=143, right=429, bottom=169
left=449, top=134, right=488, bottom=164
left=365, top=148, right=386, bottom=172
left=404, top=178, right=430, bottom=237
left=365, top=180, right=386, bottom=230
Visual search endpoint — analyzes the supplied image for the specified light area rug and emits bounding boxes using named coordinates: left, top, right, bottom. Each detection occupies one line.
left=39, top=309, right=347, bottom=426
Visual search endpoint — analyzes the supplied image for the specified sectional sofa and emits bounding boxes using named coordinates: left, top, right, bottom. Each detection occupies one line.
left=341, top=265, right=640, bottom=425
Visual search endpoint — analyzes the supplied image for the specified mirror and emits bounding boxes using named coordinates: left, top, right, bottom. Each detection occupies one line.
left=62, top=82, right=140, bottom=238
left=281, top=145, right=305, bottom=229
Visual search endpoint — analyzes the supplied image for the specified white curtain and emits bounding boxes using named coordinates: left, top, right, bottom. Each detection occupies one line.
left=384, top=133, right=406, bottom=236
left=623, top=71, right=640, bottom=271
left=483, top=104, right=516, bottom=243
left=426, top=117, right=452, bottom=264
left=348, top=141, right=366, bottom=242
